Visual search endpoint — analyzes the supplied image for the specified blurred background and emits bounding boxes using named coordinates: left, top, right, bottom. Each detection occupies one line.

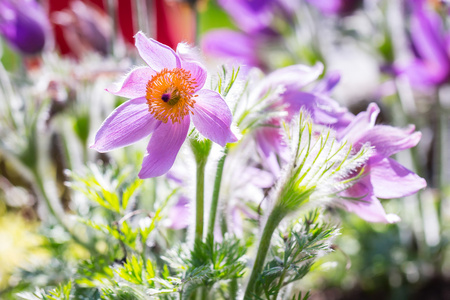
left=0, top=0, right=450, bottom=299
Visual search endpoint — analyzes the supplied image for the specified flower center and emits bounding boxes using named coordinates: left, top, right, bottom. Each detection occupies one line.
left=146, top=68, right=197, bottom=123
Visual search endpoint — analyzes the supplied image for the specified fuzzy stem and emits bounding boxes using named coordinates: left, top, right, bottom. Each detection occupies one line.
left=207, top=148, right=228, bottom=239
left=195, top=159, right=206, bottom=241
left=244, top=206, right=287, bottom=299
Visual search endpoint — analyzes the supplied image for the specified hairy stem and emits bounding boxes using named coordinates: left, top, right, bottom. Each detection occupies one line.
left=195, top=160, right=206, bottom=241
left=244, top=207, right=286, bottom=299
left=207, top=148, right=228, bottom=239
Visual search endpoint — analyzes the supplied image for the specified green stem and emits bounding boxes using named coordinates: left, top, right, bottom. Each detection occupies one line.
left=229, top=277, right=238, bottom=300
left=244, top=207, right=286, bottom=299
left=272, top=268, right=288, bottom=300
left=435, top=87, right=446, bottom=250
left=207, top=148, right=228, bottom=238
left=195, top=160, right=206, bottom=241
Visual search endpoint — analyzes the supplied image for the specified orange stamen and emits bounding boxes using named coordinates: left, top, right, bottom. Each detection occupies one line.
left=146, top=68, right=197, bottom=123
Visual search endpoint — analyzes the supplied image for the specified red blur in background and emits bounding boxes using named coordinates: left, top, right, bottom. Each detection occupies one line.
left=47, top=0, right=135, bottom=56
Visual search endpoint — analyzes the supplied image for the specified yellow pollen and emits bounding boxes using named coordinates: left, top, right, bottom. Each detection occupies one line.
left=146, top=68, right=197, bottom=123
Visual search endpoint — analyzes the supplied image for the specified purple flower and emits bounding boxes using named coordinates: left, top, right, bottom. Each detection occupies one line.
left=91, top=32, right=237, bottom=178
left=337, top=103, right=427, bottom=223
left=218, top=0, right=276, bottom=34
left=251, top=64, right=350, bottom=174
left=201, top=30, right=261, bottom=69
left=0, top=0, right=52, bottom=55
left=307, top=0, right=363, bottom=16
left=400, top=2, right=450, bottom=86
left=202, top=0, right=298, bottom=69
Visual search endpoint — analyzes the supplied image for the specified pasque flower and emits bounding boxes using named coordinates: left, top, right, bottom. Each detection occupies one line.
left=247, top=64, right=350, bottom=175
left=202, top=0, right=299, bottom=69
left=399, top=1, right=450, bottom=86
left=91, top=32, right=237, bottom=178
left=336, top=103, right=427, bottom=223
left=0, top=0, right=52, bottom=55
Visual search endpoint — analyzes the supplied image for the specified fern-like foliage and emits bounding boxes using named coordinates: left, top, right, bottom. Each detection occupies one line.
left=255, top=210, right=337, bottom=299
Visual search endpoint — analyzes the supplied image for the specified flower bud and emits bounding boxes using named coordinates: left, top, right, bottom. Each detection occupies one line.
left=0, top=0, right=52, bottom=55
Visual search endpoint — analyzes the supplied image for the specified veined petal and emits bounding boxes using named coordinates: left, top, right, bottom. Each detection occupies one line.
left=191, top=89, right=237, bottom=147
left=359, top=125, right=421, bottom=157
left=181, top=59, right=207, bottom=92
left=138, top=116, right=190, bottom=178
left=106, top=66, right=155, bottom=99
left=340, top=179, right=400, bottom=223
left=135, top=31, right=181, bottom=72
left=370, top=157, right=427, bottom=199
left=91, top=97, right=160, bottom=152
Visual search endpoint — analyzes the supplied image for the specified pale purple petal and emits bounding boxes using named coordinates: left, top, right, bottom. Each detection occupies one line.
left=191, top=89, right=237, bottom=147
left=201, top=29, right=260, bottom=67
left=359, top=125, right=422, bottom=157
left=135, top=31, right=181, bottom=72
left=244, top=167, right=275, bottom=188
left=282, top=91, right=347, bottom=125
left=401, top=59, right=445, bottom=86
left=340, top=194, right=401, bottom=224
left=181, top=59, right=207, bottom=92
left=262, top=63, right=324, bottom=93
left=106, top=66, right=155, bottom=99
left=312, top=71, right=341, bottom=94
left=218, top=0, right=274, bottom=34
left=340, top=178, right=400, bottom=223
left=370, top=157, right=427, bottom=199
left=138, top=116, right=190, bottom=178
left=91, top=97, right=161, bottom=152
left=411, top=9, right=450, bottom=72
left=258, top=146, right=281, bottom=177
left=167, top=196, right=190, bottom=230
left=255, top=125, right=286, bottom=158
left=176, top=42, right=202, bottom=62
left=337, top=102, right=379, bottom=143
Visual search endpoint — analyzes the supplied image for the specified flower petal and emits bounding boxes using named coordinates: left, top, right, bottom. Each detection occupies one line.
left=106, top=66, right=155, bottom=99
left=359, top=125, right=422, bottom=157
left=201, top=29, right=260, bottom=67
left=411, top=8, right=450, bottom=72
left=138, top=116, right=190, bottom=178
left=181, top=59, right=207, bottom=92
left=340, top=178, right=400, bottom=223
left=167, top=196, right=191, bottom=230
left=262, top=63, right=324, bottom=93
left=337, top=102, right=379, bottom=143
left=340, top=194, right=401, bottom=224
left=91, top=97, right=160, bottom=152
left=370, top=157, right=427, bottom=199
left=135, top=31, right=181, bottom=72
left=191, top=89, right=237, bottom=147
